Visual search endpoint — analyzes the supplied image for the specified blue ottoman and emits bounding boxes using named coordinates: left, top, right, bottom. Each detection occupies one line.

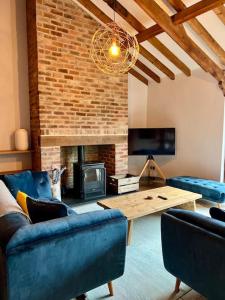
left=167, top=176, right=225, bottom=204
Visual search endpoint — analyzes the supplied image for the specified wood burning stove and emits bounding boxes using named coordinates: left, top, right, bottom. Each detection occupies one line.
left=73, top=146, right=106, bottom=201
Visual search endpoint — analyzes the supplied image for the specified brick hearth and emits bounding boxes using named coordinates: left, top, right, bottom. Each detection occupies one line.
left=26, top=0, right=128, bottom=183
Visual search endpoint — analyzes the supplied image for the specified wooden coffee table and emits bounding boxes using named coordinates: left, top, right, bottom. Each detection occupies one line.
left=97, top=186, right=201, bottom=245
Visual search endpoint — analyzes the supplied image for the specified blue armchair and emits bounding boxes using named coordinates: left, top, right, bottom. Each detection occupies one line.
left=0, top=208, right=127, bottom=300
left=161, top=209, right=225, bottom=300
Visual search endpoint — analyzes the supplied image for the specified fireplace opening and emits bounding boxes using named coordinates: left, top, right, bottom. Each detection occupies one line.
left=73, top=146, right=106, bottom=201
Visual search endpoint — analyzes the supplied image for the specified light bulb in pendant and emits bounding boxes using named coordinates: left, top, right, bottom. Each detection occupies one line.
left=109, top=41, right=120, bottom=58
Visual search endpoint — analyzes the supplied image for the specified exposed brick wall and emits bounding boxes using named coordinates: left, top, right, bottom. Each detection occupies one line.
left=26, top=0, right=128, bottom=185
left=36, top=0, right=128, bottom=137
left=40, top=146, right=61, bottom=170
left=115, top=143, right=128, bottom=174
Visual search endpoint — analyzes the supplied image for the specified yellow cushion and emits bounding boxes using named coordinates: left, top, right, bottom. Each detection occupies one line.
left=16, top=191, right=29, bottom=215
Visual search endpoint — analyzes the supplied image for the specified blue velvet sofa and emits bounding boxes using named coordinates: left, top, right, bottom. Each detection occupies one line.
left=161, top=208, right=225, bottom=300
left=0, top=171, right=128, bottom=300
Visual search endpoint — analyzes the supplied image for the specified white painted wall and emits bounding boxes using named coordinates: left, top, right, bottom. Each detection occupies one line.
left=128, top=73, right=148, bottom=175
left=147, top=69, right=225, bottom=181
left=0, top=0, right=31, bottom=172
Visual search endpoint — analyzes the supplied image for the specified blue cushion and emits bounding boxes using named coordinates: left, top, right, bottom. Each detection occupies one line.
left=32, top=171, right=52, bottom=200
left=167, top=176, right=225, bottom=203
left=4, top=171, right=38, bottom=199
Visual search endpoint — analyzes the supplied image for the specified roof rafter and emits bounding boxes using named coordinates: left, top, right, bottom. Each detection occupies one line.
left=137, top=0, right=225, bottom=42
left=172, top=0, right=225, bottom=24
left=139, top=45, right=175, bottom=79
left=135, top=60, right=160, bottom=83
left=103, top=0, right=190, bottom=76
left=129, top=69, right=149, bottom=85
left=214, top=6, right=225, bottom=25
left=168, top=0, right=225, bottom=65
left=75, top=0, right=150, bottom=84
left=134, top=0, right=225, bottom=93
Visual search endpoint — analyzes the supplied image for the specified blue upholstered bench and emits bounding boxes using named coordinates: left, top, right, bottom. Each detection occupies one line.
left=166, top=176, right=225, bottom=204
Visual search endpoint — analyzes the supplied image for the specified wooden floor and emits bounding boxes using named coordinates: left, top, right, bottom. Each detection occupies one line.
left=70, top=197, right=212, bottom=300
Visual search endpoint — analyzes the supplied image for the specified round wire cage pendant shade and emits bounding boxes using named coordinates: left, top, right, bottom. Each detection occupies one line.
left=90, top=22, right=139, bottom=75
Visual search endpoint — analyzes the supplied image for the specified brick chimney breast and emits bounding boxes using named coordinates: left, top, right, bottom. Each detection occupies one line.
left=26, top=0, right=128, bottom=178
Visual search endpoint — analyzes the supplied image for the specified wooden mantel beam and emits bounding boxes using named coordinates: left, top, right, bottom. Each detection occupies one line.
left=75, top=0, right=150, bottom=84
left=137, top=0, right=225, bottom=42
left=103, top=0, right=191, bottom=76
left=134, top=0, right=225, bottom=93
left=168, top=0, right=225, bottom=65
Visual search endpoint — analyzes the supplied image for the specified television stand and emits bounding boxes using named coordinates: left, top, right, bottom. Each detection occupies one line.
left=139, top=155, right=166, bottom=181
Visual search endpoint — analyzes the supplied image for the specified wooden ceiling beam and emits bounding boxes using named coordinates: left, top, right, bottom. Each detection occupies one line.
left=136, top=0, right=225, bottom=42
left=103, top=0, right=190, bottom=76
left=168, top=0, right=225, bottom=65
left=137, top=25, right=163, bottom=42
left=75, top=0, right=150, bottom=85
left=172, top=0, right=225, bottom=24
left=139, top=45, right=175, bottom=79
left=214, top=6, right=225, bottom=25
left=135, top=60, right=161, bottom=83
left=134, top=0, right=225, bottom=92
left=129, top=68, right=149, bottom=85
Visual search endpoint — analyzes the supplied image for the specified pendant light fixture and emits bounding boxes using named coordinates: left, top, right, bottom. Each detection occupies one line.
left=90, top=0, right=139, bottom=75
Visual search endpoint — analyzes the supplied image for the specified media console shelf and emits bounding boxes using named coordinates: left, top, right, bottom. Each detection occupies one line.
left=0, top=150, right=32, bottom=155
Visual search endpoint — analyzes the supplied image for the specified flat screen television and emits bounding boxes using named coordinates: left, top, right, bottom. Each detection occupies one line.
left=128, top=128, right=175, bottom=156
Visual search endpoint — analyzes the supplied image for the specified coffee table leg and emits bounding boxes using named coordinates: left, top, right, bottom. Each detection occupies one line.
left=127, top=220, right=133, bottom=245
left=176, top=200, right=196, bottom=211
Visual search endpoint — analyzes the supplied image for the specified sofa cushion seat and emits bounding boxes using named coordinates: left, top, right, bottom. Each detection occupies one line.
left=166, top=176, right=225, bottom=203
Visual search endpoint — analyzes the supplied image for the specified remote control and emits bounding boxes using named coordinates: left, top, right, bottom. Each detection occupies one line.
left=145, top=196, right=153, bottom=200
left=158, top=195, right=167, bottom=200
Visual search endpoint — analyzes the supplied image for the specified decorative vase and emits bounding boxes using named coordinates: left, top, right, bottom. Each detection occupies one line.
left=15, top=129, right=29, bottom=151
left=51, top=182, right=62, bottom=201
